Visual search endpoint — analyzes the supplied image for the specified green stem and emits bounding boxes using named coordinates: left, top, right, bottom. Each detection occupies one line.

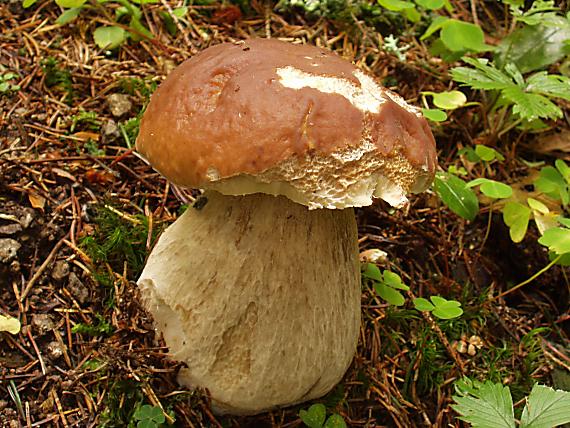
left=478, top=201, right=494, bottom=255
left=494, top=254, right=562, bottom=300
left=497, top=117, right=523, bottom=139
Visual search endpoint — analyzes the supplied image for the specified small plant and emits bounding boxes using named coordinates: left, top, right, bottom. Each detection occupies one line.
left=433, top=171, right=480, bottom=221
left=362, top=263, right=409, bottom=306
left=466, top=178, right=513, bottom=200
left=496, top=0, right=570, bottom=73
left=42, top=57, right=73, bottom=103
left=382, top=34, right=410, bottom=62
left=118, top=116, right=141, bottom=148
left=22, top=0, right=183, bottom=50
left=277, top=0, right=357, bottom=20
left=0, top=67, right=20, bottom=94
left=535, top=160, right=570, bottom=207
left=413, top=296, right=463, bottom=319
left=421, top=16, right=493, bottom=55
left=362, top=264, right=463, bottom=319
left=503, top=0, right=564, bottom=27
left=421, top=90, right=469, bottom=122
left=459, top=145, right=505, bottom=163
left=299, top=404, right=347, bottom=428
left=377, top=0, right=451, bottom=23
left=81, top=205, right=157, bottom=277
left=70, top=110, right=101, bottom=132
left=452, top=378, right=570, bottom=428
left=72, top=314, right=114, bottom=336
left=132, top=405, right=166, bottom=428
left=99, top=380, right=146, bottom=427
left=451, top=58, right=570, bottom=124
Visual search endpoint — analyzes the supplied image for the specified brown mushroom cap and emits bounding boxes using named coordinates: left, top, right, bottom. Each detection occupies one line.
left=136, top=38, right=437, bottom=209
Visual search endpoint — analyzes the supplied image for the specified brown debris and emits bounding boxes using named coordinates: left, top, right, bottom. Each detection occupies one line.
left=0, top=1, right=568, bottom=427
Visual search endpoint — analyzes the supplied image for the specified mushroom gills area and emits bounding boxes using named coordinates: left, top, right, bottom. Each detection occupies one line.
left=137, top=191, right=361, bottom=415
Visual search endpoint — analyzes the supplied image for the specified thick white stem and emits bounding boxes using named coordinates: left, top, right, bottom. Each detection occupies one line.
left=138, top=191, right=361, bottom=415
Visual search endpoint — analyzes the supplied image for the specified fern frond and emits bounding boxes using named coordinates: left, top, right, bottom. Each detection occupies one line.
left=451, top=58, right=514, bottom=90
left=502, top=86, right=562, bottom=120
left=526, top=72, right=570, bottom=101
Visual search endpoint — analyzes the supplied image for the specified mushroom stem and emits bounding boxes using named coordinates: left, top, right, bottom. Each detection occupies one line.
left=138, top=191, right=361, bottom=415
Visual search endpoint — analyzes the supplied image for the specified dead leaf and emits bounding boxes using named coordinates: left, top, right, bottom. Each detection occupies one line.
left=84, top=169, right=115, bottom=184
left=0, top=314, right=21, bottom=335
left=52, top=167, right=77, bottom=182
left=360, top=249, right=388, bottom=264
left=28, top=192, right=46, bottom=209
left=212, top=5, right=242, bottom=25
left=73, top=131, right=100, bottom=142
left=529, top=130, right=570, bottom=155
left=534, top=211, right=560, bottom=235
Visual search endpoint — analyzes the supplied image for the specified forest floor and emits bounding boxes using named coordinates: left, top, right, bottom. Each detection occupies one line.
left=1, top=0, right=569, bottom=427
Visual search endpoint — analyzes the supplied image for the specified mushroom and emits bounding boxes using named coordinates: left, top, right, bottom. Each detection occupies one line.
left=136, top=39, right=436, bottom=415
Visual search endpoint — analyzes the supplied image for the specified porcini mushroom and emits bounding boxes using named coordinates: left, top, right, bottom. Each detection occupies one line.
left=136, top=39, right=436, bottom=415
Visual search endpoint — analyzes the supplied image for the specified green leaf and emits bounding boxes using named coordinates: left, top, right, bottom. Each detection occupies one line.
left=137, top=421, right=155, bottom=428
left=434, top=172, right=479, bottom=221
left=503, top=202, right=531, bottom=243
left=527, top=198, right=549, bottom=214
left=440, top=20, right=493, bottom=52
left=413, top=297, right=435, bottom=312
left=467, top=178, right=513, bottom=199
left=557, top=216, right=570, bottom=228
left=161, top=12, right=177, bottom=36
left=428, top=296, right=462, bottom=319
left=495, top=18, right=570, bottom=73
left=429, top=296, right=447, bottom=306
left=415, top=0, right=444, bottom=9
left=324, top=414, right=347, bottom=428
left=452, top=382, right=516, bottom=428
left=527, top=73, right=570, bottom=101
left=501, top=86, right=562, bottom=121
left=422, top=108, right=447, bottom=122
left=362, top=263, right=382, bottom=281
left=513, top=0, right=563, bottom=27
left=377, top=0, right=415, bottom=11
left=382, top=270, right=409, bottom=290
left=520, top=384, right=570, bottom=428
left=431, top=91, right=467, bottom=110
left=148, top=406, right=165, bottom=423
left=432, top=301, right=463, bottom=319
left=300, top=404, right=326, bottom=428
left=554, top=159, right=570, bottom=183
left=55, top=7, right=82, bottom=25
left=403, top=7, right=421, bottom=22
left=555, top=159, right=570, bottom=181
left=374, top=283, right=406, bottom=306
left=0, top=314, right=21, bottom=335
left=130, top=0, right=159, bottom=3
left=535, top=166, right=569, bottom=205
left=458, top=147, right=481, bottom=163
left=172, top=6, right=188, bottom=17
left=451, top=58, right=514, bottom=90
left=133, top=404, right=154, bottom=421
left=538, top=227, right=570, bottom=254
left=93, top=26, right=126, bottom=50
left=421, top=16, right=449, bottom=40
left=475, top=145, right=504, bottom=162
left=128, top=17, right=154, bottom=41
left=22, top=0, right=38, bottom=7
left=55, top=0, right=86, bottom=7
